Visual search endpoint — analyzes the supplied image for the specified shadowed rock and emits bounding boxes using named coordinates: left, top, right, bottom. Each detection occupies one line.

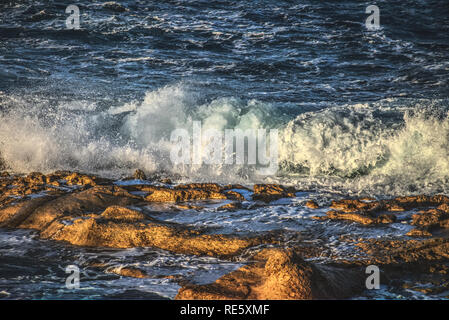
left=176, top=249, right=364, bottom=300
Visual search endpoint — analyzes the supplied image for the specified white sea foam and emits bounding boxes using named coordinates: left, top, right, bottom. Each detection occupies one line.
left=1, top=85, right=449, bottom=195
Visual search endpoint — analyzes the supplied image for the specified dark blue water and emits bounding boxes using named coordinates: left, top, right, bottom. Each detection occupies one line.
left=1, top=0, right=448, bottom=104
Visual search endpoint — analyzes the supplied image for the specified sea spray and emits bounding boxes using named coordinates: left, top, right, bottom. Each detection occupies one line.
left=1, top=85, right=449, bottom=195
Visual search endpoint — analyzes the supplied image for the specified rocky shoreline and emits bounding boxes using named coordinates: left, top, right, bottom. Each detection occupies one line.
left=1, top=170, right=449, bottom=299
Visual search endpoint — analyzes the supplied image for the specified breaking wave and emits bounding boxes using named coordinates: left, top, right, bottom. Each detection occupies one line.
left=1, top=85, right=449, bottom=195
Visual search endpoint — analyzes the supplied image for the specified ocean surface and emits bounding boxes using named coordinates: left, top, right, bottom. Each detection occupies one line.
left=1, top=0, right=449, bottom=299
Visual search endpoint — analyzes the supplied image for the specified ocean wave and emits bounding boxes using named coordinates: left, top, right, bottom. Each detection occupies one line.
left=1, top=85, right=449, bottom=195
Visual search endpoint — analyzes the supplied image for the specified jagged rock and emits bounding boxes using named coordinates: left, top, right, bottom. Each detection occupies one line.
left=305, top=200, right=319, bottom=209
left=25, top=172, right=45, bottom=186
left=43, top=206, right=272, bottom=256
left=100, top=206, right=146, bottom=221
left=329, top=195, right=449, bottom=215
left=0, top=171, right=10, bottom=178
left=145, top=187, right=227, bottom=203
left=355, top=238, right=449, bottom=265
left=102, top=1, right=129, bottom=12
left=223, top=190, right=245, bottom=201
left=315, top=210, right=396, bottom=225
left=64, top=172, right=97, bottom=186
left=133, top=169, right=147, bottom=180
left=108, top=266, right=148, bottom=279
left=217, top=202, right=242, bottom=211
left=330, top=199, right=381, bottom=213
left=394, top=195, right=449, bottom=208
left=175, top=183, right=223, bottom=193
left=176, top=204, right=204, bottom=210
left=252, top=184, right=296, bottom=202
left=14, top=186, right=140, bottom=231
left=223, top=184, right=252, bottom=192
left=411, top=208, right=449, bottom=229
left=176, top=249, right=364, bottom=300
left=406, top=228, right=432, bottom=238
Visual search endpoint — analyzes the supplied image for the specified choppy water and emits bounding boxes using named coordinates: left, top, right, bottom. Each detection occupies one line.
left=1, top=0, right=449, bottom=299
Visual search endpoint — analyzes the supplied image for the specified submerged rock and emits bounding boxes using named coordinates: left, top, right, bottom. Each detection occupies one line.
left=107, top=266, right=148, bottom=279
left=102, top=1, right=129, bottom=12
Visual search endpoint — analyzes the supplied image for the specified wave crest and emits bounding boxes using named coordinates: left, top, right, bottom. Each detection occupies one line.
left=1, top=85, right=449, bottom=194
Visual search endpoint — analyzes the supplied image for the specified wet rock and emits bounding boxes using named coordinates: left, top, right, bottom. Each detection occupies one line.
left=133, top=169, right=146, bottom=180
left=394, top=195, right=449, bottom=208
left=355, top=238, right=449, bottom=265
left=316, top=210, right=396, bottom=225
left=0, top=184, right=274, bottom=256
left=175, top=183, right=223, bottom=193
left=329, top=195, right=449, bottom=215
left=411, top=208, right=449, bottom=229
left=1, top=185, right=140, bottom=231
left=126, top=183, right=238, bottom=202
left=108, top=266, right=148, bottom=279
left=252, top=184, right=296, bottom=203
left=315, top=194, right=449, bottom=226
left=330, top=199, right=381, bottom=213
left=217, top=202, right=242, bottom=211
left=360, top=197, right=376, bottom=201
left=223, top=190, right=245, bottom=201
left=100, top=206, right=146, bottom=222
left=64, top=172, right=97, bottom=186
left=406, top=228, right=432, bottom=238
left=145, top=187, right=227, bottom=203
left=102, top=1, right=129, bottom=12
left=0, top=171, right=10, bottom=178
left=223, top=184, right=252, bottom=192
left=305, top=200, right=319, bottom=209
left=0, top=196, right=56, bottom=228
left=25, top=172, right=45, bottom=186
left=176, top=204, right=204, bottom=210
left=176, top=249, right=364, bottom=300
left=43, top=206, right=273, bottom=256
